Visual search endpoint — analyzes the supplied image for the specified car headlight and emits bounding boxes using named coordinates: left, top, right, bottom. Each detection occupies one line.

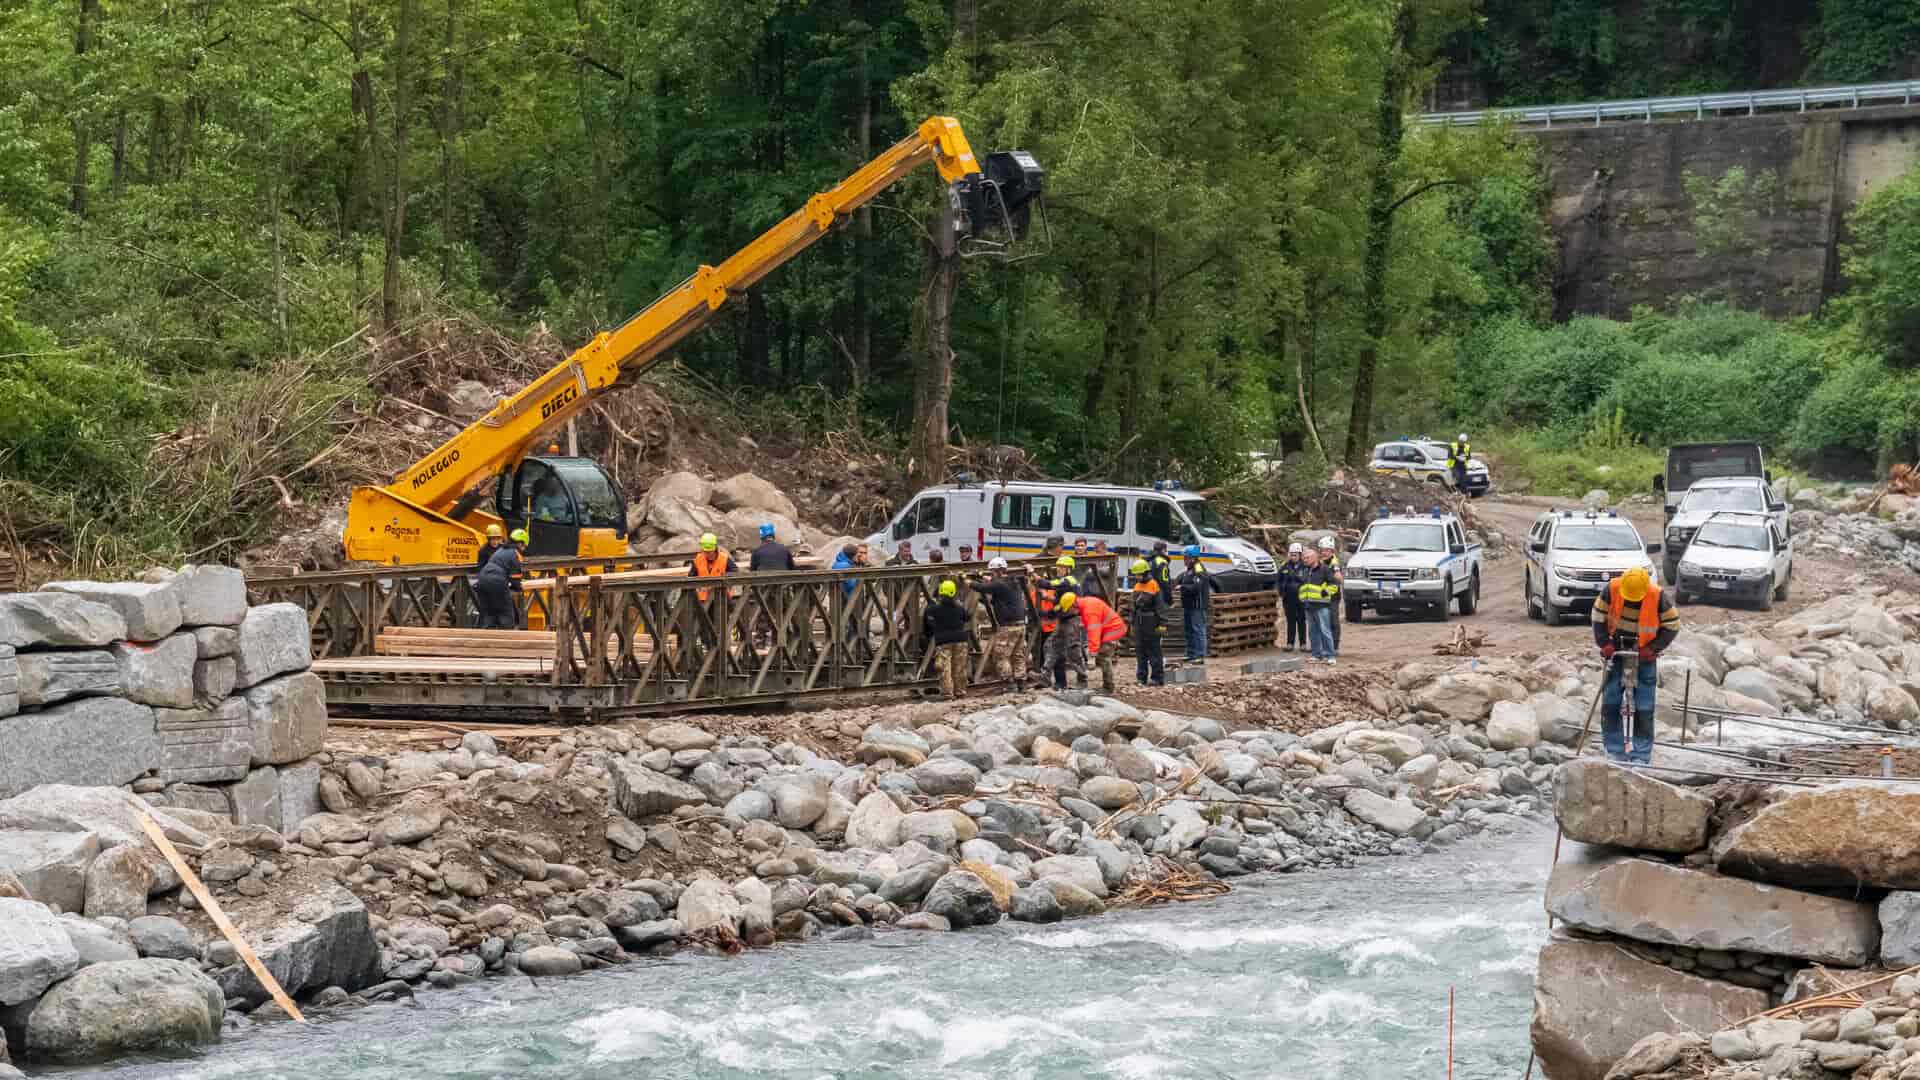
left=1232, top=554, right=1253, bottom=571
left=1739, top=566, right=1770, bottom=579
left=1678, top=561, right=1701, bottom=575
left=1412, top=567, right=1439, bottom=580
left=1666, top=528, right=1685, bottom=542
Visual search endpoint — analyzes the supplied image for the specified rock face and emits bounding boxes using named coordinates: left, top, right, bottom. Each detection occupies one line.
left=1531, top=936, right=1768, bottom=1080
left=1714, top=781, right=1920, bottom=888
left=13, top=650, right=122, bottom=708
left=0, top=698, right=160, bottom=799
left=1546, top=856, right=1880, bottom=965
left=10, top=958, right=224, bottom=1063
left=1555, top=759, right=1712, bottom=854
left=0, top=831, right=100, bottom=913
left=231, top=604, right=311, bottom=689
left=609, top=763, right=709, bottom=820
left=0, top=594, right=126, bottom=649
left=0, top=899, right=81, bottom=1005
left=213, top=888, right=379, bottom=1007
left=43, top=581, right=182, bottom=642
left=244, top=671, right=327, bottom=766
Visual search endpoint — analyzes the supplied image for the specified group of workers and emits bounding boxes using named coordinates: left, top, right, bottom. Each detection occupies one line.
left=1275, top=536, right=1345, bottom=664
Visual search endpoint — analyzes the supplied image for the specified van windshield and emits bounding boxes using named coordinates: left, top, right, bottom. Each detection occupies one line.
left=1178, top=499, right=1235, bottom=539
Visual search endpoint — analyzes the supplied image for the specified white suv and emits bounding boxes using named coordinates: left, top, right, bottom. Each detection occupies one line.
left=1368, top=439, right=1491, bottom=496
left=1524, top=510, right=1663, bottom=626
left=1674, top=511, right=1793, bottom=609
left=1661, top=476, right=1789, bottom=584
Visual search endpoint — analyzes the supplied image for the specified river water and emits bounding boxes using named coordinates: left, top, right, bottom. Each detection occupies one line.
left=63, top=822, right=1553, bottom=1080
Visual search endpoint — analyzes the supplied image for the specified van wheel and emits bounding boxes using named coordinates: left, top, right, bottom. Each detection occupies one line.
left=1433, top=580, right=1452, bottom=622
left=1755, top=585, right=1772, bottom=612
left=1662, top=557, right=1679, bottom=586
left=1774, top=567, right=1790, bottom=602
left=1458, top=573, right=1480, bottom=615
left=1524, top=574, right=1542, bottom=620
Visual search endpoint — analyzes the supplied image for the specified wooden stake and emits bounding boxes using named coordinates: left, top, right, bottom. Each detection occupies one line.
left=136, top=811, right=306, bottom=1023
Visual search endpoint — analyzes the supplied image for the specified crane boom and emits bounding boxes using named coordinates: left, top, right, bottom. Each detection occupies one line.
left=344, top=116, right=1040, bottom=566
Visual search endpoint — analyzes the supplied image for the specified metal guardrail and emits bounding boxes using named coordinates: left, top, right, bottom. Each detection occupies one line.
left=1419, top=80, right=1920, bottom=128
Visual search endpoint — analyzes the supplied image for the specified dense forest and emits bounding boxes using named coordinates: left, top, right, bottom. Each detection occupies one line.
left=0, top=0, right=1918, bottom=571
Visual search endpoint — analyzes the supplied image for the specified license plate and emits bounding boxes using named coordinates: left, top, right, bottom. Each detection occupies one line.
left=1708, top=580, right=1729, bottom=590
left=1380, top=581, right=1399, bottom=594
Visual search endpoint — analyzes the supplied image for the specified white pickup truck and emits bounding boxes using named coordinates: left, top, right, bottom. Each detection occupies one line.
left=1341, top=510, right=1484, bottom=622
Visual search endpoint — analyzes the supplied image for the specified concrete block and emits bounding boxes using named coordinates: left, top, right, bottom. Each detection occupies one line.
left=1239, top=656, right=1305, bottom=675
left=160, top=784, right=232, bottom=822
left=15, top=650, right=122, bottom=708
left=171, top=565, right=247, bottom=627
left=43, top=580, right=183, bottom=641
left=1168, top=664, right=1208, bottom=685
left=0, top=831, right=100, bottom=913
left=244, top=671, right=326, bottom=766
left=0, top=593, right=125, bottom=649
left=232, top=604, right=310, bottom=689
left=0, top=697, right=159, bottom=799
left=226, top=767, right=280, bottom=830
left=275, top=761, right=322, bottom=835
left=192, top=657, right=236, bottom=703
left=155, top=699, right=251, bottom=784
left=110, top=633, right=197, bottom=708
left=190, top=626, right=237, bottom=659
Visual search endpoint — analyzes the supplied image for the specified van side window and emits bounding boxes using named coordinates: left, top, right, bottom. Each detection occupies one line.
left=916, top=497, right=945, bottom=535
left=993, top=493, right=1054, bottom=531
left=892, top=503, right=918, bottom=541
left=1065, top=496, right=1125, bottom=534
left=1136, top=499, right=1175, bottom=541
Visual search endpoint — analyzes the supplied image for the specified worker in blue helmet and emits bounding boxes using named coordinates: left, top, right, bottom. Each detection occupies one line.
left=1173, top=544, right=1219, bottom=662
left=750, top=522, right=795, bottom=572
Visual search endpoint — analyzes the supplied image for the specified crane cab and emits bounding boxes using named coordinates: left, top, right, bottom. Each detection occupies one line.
left=491, top=456, right=629, bottom=558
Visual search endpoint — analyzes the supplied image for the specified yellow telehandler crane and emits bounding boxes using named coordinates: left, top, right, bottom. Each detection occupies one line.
left=344, top=117, right=1042, bottom=565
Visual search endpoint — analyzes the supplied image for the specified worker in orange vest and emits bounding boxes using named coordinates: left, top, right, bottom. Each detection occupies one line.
left=689, top=531, right=730, bottom=603
left=1076, top=592, right=1127, bottom=693
left=1591, top=566, right=1679, bottom=764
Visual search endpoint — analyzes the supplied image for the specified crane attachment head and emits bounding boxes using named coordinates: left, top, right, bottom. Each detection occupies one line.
left=953, top=150, right=1046, bottom=260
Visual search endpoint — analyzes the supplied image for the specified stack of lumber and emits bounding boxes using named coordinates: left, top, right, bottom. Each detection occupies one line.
left=0, top=551, right=18, bottom=594
left=311, top=625, right=654, bottom=679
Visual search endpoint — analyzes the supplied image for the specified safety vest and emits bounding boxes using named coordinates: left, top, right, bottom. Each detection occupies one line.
left=692, top=550, right=730, bottom=602
left=1448, top=442, right=1470, bottom=468
left=1036, top=577, right=1065, bottom=632
left=1605, top=581, right=1663, bottom=648
left=1325, top=555, right=1340, bottom=597
left=1298, top=566, right=1338, bottom=604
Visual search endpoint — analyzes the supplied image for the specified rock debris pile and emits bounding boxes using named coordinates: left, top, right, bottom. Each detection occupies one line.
left=1792, top=488, right=1920, bottom=578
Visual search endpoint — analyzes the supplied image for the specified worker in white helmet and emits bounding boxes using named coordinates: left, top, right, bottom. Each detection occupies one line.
left=1448, top=433, right=1472, bottom=492
left=1276, top=541, right=1307, bottom=651
left=1318, top=535, right=1344, bottom=654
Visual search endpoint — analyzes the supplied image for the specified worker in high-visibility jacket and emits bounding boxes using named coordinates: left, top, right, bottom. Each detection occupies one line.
left=1590, top=566, right=1680, bottom=764
left=1076, top=593, right=1127, bottom=694
left=1129, top=559, right=1167, bottom=686
left=1296, top=546, right=1339, bottom=664
left=689, top=532, right=730, bottom=602
left=1318, top=535, right=1345, bottom=651
left=1042, top=592, right=1089, bottom=690
left=1031, top=556, right=1076, bottom=679
left=1447, top=433, right=1472, bottom=492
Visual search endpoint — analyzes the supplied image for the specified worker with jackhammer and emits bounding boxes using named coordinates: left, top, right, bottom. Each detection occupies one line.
left=1591, top=566, right=1680, bottom=764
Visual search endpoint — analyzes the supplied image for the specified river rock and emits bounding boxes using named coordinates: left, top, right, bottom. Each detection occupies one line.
left=813, top=793, right=854, bottom=838
left=0, top=593, right=125, bottom=649
left=856, top=728, right=930, bottom=767
left=58, top=918, right=137, bottom=969
left=878, top=864, right=945, bottom=906
left=1010, top=883, right=1064, bottom=923
left=1869, top=684, right=1920, bottom=728
left=517, top=946, right=583, bottom=977
left=1342, top=790, right=1425, bottom=836
left=231, top=604, right=311, bottom=689
left=676, top=878, right=744, bottom=935
left=1413, top=673, right=1523, bottom=721
left=0, top=697, right=162, bottom=801
left=82, top=845, right=153, bottom=921
left=1608, top=1032, right=1706, bottom=1079
left=920, top=870, right=1001, bottom=929
left=724, top=790, right=774, bottom=822
left=14, top=650, right=122, bottom=708
left=1033, top=855, right=1108, bottom=899
left=1555, top=759, right=1711, bottom=854
left=908, top=759, right=981, bottom=797
left=1664, top=632, right=1727, bottom=685
left=244, top=671, right=327, bottom=766
left=609, top=762, right=708, bottom=820
left=0, top=899, right=80, bottom=1005
left=1486, top=701, right=1540, bottom=750
left=0, top=787, right=205, bottom=894
left=1042, top=878, right=1107, bottom=918
left=1080, top=776, right=1138, bottom=811
left=213, top=888, right=380, bottom=1007
left=127, top=916, right=196, bottom=960
left=9, top=958, right=223, bottom=1063
left=1546, top=856, right=1880, bottom=965
left=371, top=796, right=446, bottom=846
left=1878, top=892, right=1920, bottom=966
left=1338, top=729, right=1425, bottom=766
left=1714, top=781, right=1920, bottom=888
left=762, top=773, right=830, bottom=829
left=643, top=723, right=716, bottom=752
left=0, top=831, right=99, bottom=914
left=1531, top=936, right=1767, bottom=1080
left=44, top=581, right=182, bottom=642
left=846, top=792, right=905, bottom=849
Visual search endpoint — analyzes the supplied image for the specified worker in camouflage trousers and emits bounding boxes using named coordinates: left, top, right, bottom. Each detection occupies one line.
left=969, top=558, right=1029, bottom=689
left=1043, top=592, right=1089, bottom=690
left=921, top=579, right=975, bottom=700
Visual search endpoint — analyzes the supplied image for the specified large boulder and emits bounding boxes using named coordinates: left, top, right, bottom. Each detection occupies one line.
left=43, top=581, right=182, bottom=642
left=675, top=878, right=743, bottom=935
left=760, top=773, right=830, bottom=830
left=846, top=792, right=906, bottom=849
left=109, top=634, right=196, bottom=709
left=1723, top=668, right=1799, bottom=711
left=0, top=787, right=207, bottom=894
left=14, top=650, right=122, bottom=708
left=1530, top=936, right=1767, bottom=1080
left=0, top=831, right=99, bottom=913
left=1336, top=729, right=1424, bottom=767
left=1868, top=684, right=1920, bottom=729
left=231, top=603, right=312, bottom=690
left=169, top=565, right=247, bottom=627
left=1032, top=855, right=1108, bottom=899
left=1486, top=701, right=1541, bottom=750
left=156, top=699, right=253, bottom=784
left=1555, top=759, right=1711, bottom=854
left=709, top=473, right=799, bottom=521
left=1715, top=781, right=1920, bottom=888
left=609, top=762, right=709, bottom=820
left=643, top=497, right=722, bottom=541
left=243, top=671, right=327, bottom=766
left=1879, top=892, right=1920, bottom=967
left=1341, top=790, right=1425, bottom=837
left=1412, top=673, right=1524, bottom=722
left=8, top=958, right=223, bottom=1063
left=212, top=888, right=380, bottom=1007
left=920, top=870, right=1002, bottom=929
left=0, top=699, right=160, bottom=799
left=82, top=846, right=153, bottom=922
left=0, top=899, right=80, bottom=1005
left=642, top=722, right=716, bottom=752
left=1546, top=856, right=1879, bottom=965
left=716, top=509, right=801, bottom=553
left=1663, top=632, right=1727, bottom=685
left=644, top=471, right=714, bottom=509
left=0, top=593, right=126, bottom=649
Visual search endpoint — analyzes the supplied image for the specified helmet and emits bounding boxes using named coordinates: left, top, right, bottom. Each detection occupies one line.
left=987, top=557, right=1009, bottom=570
left=699, top=532, right=718, bottom=551
left=1318, top=536, right=1336, bottom=550
left=1618, top=566, right=1651, bottom=602
left=1458, top=433, right=1469, bottom=443
left=1287, top=542, right=1303, bottom=554
left=937, top=580, right=957, bottom=598
left=1130, top=558, right=1150, bottom=574
left=509, top=528, right=530, bottom=544
left=1057, top=592, right=1077, bottom=612
left=485, top=524, right=503, bottom=539
left=1183, top=545, right=1200, bottom=558
left=759, top=523, right=775, bottom=539
left=1055, top=556, right=1076, bottom=569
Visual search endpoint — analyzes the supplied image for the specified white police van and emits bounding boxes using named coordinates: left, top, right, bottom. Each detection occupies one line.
left=866, top=478, right=1278, bottom=590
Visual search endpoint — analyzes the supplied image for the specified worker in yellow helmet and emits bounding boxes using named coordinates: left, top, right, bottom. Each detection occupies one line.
left=1042, top=591, right=1088, bottom=690
left=1590, top=566, right=1680, bottom=764
left=474, top=527, right=528, bottom=629
left=475, top=523, right=505, bottom=570
left=689, top=531, right=729, bottom=604
left=921, top=578, right=976, bottom=700
left=1130, top=559, right=1167, bottom=686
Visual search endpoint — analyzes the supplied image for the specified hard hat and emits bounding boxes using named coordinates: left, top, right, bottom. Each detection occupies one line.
left=1288, top=542, right=1303, bottom=554
left=1183, top=545, right=1200, bottom=558
left=987, top=557, right=1009, bottom=570
left=759, top=523, right=775, bottom=539
left=485, top=524, right=503, bottom=539
left=509, top=528, right=530, bottom=544
left=699, top=532, right=718, bottom=551
left=1318, top=536, right=1336, bottom=550
left=1458, top=433, right=1469, bottom=442
left=1055, top=556, right=1075, bottom=569
left=937, top=580, right=957, bottom=598
left=1130, top=558, right=1150, bottom=574
left=1057, top=592, right=1077, bottom=611
left=1618, top=566, right=1651, bottom=602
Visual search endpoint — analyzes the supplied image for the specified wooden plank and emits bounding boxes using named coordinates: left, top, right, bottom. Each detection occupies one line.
left=382, top=627, right=556, bottom=642
left=313, top=656, right=555, bottom=675
left=518, top=557, right=826, bottom=591
left=136, top=811, right=306, bottom=1024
